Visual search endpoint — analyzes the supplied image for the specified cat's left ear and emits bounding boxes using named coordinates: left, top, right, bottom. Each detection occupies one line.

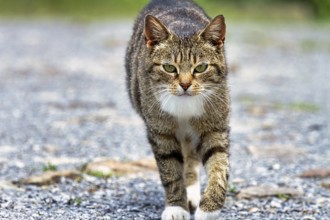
left=144, top=15, right=170, bottom=48
left=200, top=15, right=226, bottom=48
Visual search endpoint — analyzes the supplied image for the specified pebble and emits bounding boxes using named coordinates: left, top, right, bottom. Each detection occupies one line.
left=272, top=163, right=281, bottom=170
left=248, top=207, right=259, bottom=213
left=270, top=200, right=282, bottom=209
left=232, top=177, right=245, bottom=184
left=302, top=217, right=316, bottom=220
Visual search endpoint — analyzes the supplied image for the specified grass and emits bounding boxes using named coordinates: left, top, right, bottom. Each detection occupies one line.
left=228, top=184, right=239, bottom=194
left=0, top=0, right=314, bottom=22
left=198, top=1, right=312, bottom=22
left=238, top=95, right=256, bottom=105
left=68, top=197, right=83, bottom=206
left=277, top=193, right=291, bottom=201
left=238, top=96, right=320, bottom=113
left=273, top=102, right=320, bottom=113
left=300, top=39, right=330, bottom=52
left=43, top=162, right=57, bottom=172
left=86, top=170, right=114, bottom=179
left=0, top=0, right=148, bottom=21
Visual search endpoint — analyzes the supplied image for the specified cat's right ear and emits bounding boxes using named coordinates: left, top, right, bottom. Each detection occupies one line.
left=144, top=15, right=170, bottom=48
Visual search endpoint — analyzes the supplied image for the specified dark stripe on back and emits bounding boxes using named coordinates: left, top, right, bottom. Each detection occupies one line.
left=202, top=146, right=228, bottom=165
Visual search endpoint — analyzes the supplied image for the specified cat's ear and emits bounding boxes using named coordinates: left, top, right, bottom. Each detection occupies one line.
left=200, top=15, right=226, bottom=47
left=144, top=15, right=170, bottom=48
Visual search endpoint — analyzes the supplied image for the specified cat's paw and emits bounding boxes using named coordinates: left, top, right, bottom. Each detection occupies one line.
left=194, top=207, right=220, bottom=220
left=161, top=206, right=191, bottom=220
left=186, top=182, right=201, bottom=211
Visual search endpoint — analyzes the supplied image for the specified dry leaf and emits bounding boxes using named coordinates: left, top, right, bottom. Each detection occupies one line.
left=246, top=145, right=306, bottom=158
left=0, top=181, right=21, bottom=190
left=237, top=185, right=303, bottom=199
left=299, top=168, right=330, bottom=178
left=15, top=170, right=81, bottom=186
left=84, top=158, right=157, bottom=177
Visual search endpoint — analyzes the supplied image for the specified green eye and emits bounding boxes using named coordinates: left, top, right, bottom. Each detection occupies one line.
left=163, top=64, right=177, bottom=73
left=194, top=63, right=208, bottom=73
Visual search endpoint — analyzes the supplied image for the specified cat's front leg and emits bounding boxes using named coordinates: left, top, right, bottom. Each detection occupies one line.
left=195, top=131, right=229, bottom=220
left=148, top=132, right=190, bottom=220
left=183, top=149, right=201, bottom=213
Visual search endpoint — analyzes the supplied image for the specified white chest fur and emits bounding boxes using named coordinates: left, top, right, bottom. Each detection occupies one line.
left=158, top=94, right=202, bottom=148
left=159, top=94, right=205, bottom=118
left=175, top=119, right=200, bottom=149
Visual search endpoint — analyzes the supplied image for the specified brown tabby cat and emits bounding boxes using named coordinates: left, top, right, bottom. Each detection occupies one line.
left=125, top=0, right=229, bottom=219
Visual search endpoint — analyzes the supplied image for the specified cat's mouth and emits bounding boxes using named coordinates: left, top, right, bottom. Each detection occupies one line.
left=178, top=91, right=192, bottom=97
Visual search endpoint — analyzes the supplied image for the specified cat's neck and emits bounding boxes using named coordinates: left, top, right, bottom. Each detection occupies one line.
left=159, top=94, right=205, bottom=119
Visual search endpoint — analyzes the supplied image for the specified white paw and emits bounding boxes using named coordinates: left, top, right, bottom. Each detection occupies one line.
left=186, top=182, right=201, bottom=210
left=194, top=207, right=220, bottom=220
left=161, top=206, right=191, bottom=220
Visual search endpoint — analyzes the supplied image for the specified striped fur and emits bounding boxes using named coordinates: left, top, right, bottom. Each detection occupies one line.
left=125, top=0, right=230, bottom=219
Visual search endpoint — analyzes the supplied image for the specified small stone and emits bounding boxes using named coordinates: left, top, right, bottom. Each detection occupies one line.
left=0, top=145, right=17, bottom=153
left=321, top=181, right=330, bottom=189
left=232, top=178, right=245, bottom=184
left=248, top=207, right=259, bottom=213
left=246, top=106, right=267, bottom=116
left=270, top=200, right=282, bottom=208
left=272, top=163, right=281, bottom=170
left=234, top=202, right=244, bottom=209
left=308, top=124, right=323, bottom=131
left=266, top=208, right=276, bottom=213
left=44, top=145, right=59, bottom=153
left=256, top=166, right=268, bottom=174
left=307, top=131, right=319, bottom=145
left=302, top=216, right=316, bottom=220
left=316, top=197, right=329, bottom=204
left=261, top=119, right=276, bottom=130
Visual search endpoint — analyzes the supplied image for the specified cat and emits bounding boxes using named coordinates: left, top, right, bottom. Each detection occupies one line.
left=125, top=0, right=230, bottom=219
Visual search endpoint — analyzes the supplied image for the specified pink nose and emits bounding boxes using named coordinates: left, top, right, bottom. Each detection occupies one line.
left=179, top=82, right=191, bottom=91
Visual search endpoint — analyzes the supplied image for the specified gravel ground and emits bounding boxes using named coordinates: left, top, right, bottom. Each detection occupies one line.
left=0, top=20, right=329, bottom=219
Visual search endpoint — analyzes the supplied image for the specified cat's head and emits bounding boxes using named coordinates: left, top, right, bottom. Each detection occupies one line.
left=144, top=15, right=227, bottom=117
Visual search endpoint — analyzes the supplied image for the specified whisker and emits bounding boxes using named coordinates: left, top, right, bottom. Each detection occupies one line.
left=201, top=88, right=229, bottom=111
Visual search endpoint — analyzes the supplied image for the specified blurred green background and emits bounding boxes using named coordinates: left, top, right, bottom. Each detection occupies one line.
left=0, top=0, right=329, bottom=22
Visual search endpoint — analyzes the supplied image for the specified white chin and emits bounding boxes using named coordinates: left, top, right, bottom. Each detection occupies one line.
left=159, top=94, right=205, bottom=118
